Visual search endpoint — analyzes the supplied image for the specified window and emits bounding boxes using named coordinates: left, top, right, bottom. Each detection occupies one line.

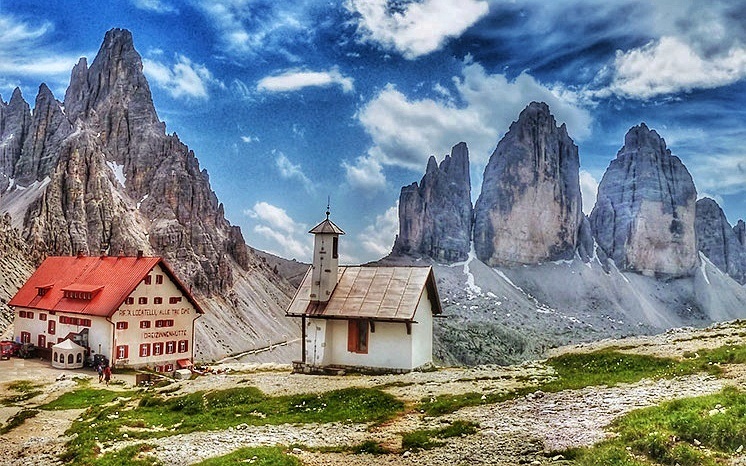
left=155, top=275, right=163, bottom=285
left=138, top=297, right=148, bottom=305
left=169, top=296, right=182, bottom=304
left=347, top=320, right=368, bottom=354
left=140, top=343, right=151, bottom=357
left=38, top=335, right=46, bottom=348
left=153, top=342, right=164, bottom=356
left=48, top=320, right=56, bottom=335
left=67, top=354, right=73, bottom=364
left=154, top=297, right=163, bottom=305
left=39, top=313, right=47, bottom=321
left=125, top=297, right=134, bottom=305
left=19, top=310, right=26, bottom=318
left=154, top=365, right=163, bottom=373
left=116, top=345, right=129, bottom=359
left=165, top=341, right=176, bottom=354
left=140, top=321, right=151, bottom=329
left=81, top=319, right=91, bottom=327
left=76, top=353, right=82, bottom=363
left=178, top=340, right=189, bottom=353
left=20, top=332, right=31, bottom=344
left=144, top=275, right=152, bottom=285
left=18, top=310, right=33, bottom=319
left=332, top=236, right=339, bottom=259
left=155, top=319, right=174, bottom=328
left=116, top=322, right=128, bottom=330
left=165, top=363, right=174, bottom=372
left=47, top=342, right=53, bottom=349
left=53, top=352, right=58, bottom=362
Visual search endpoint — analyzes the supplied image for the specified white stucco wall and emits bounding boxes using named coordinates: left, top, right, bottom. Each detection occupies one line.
left=110, top=264, right=199, bottom=369
left=410, top=291, right=434, bottom=368
left=326, top=319, right=413, bottom=370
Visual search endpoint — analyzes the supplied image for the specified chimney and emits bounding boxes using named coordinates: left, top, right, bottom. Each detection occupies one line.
left=77, top=250, right=85, bottom=258
left=136, top=250, right=144, bottom=259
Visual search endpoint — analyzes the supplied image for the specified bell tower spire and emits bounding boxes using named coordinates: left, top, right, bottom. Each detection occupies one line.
left=309, top=205, right=345, bottom=303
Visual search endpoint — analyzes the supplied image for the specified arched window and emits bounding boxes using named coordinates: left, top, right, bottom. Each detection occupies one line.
left=76, top=353, right=82, bottom=363
left=53, top=352, right=58, bottom=362
left=68, top=354, right=74, bottom=364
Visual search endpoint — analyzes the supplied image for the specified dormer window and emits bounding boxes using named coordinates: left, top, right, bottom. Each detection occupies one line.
left=36, top=284, right=53, bottom=296
left=61, top=284, right=103, bottom=300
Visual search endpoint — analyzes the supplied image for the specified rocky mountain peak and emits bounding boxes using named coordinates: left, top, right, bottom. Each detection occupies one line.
left=64, top=27, right=158, bottom=127
left=695, top=197, right=746, bottom=284
left=0, top=87, right=31, bottom=190
left=473, top=101, right=582, bottom=266
left=590, top=124, right=697, bottom=277
left=735, top=220, right=746, bottom=247
left=392, top=141, right=472, bottom=262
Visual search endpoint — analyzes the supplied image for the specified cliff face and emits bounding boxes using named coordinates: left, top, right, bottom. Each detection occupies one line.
left=590, top=124, right=698, bottom=277
left=473, top=102, right=582, bottom=266
left=735, top=220, right=746, bottom=248
left=0, top=28, right=299, bottom=361
left=695, top=198, right=746, bottom=285
left=392, top=142, right=472, bottom=262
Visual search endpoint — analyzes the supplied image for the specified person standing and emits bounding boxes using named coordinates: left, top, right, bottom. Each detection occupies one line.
left=103, top=365, right=112, bottom=386
left=97, top=364, right=103, bottom=383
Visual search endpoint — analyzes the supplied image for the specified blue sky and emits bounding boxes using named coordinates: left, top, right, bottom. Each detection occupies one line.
left=2, top=0, right=746, bottom=264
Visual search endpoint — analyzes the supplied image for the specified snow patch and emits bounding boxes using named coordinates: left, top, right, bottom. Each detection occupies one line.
left=137, top=194, right=149, bottom=209
left=106, top=161, right=127, bottom=187
left=463, top=243, right=482, bottom=296
left=699, top=253, right=711, bottom=285
left=494, top=269, right=523, bottom=293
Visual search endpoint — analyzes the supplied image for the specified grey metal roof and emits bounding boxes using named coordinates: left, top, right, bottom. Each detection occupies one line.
left=286, top=266, right=441, bottom=321
left=308, top=218, right=345, bottom=235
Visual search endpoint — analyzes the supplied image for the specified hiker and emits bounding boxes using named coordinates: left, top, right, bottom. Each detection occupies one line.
left=103, top=365, right=112, bottom=386
left=97, top=364, right=103, bottom=383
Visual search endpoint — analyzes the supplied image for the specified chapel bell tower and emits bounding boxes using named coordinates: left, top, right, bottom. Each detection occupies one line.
left=309, top=206, right=345, bottom=302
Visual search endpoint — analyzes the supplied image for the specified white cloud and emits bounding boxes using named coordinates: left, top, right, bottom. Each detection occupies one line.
left=342, top=155, right=386, bottom=191
left=0, top=15, right=84, bottom=85
left=257, top=68, right=354, bottom=93
left=131, top=0, right=176, bottom=13
left=143, top=53, right=223, bottom=99
left=606, top=36, right=746, bottom=99
left=579, top=170, right=599, bottom=215
left=241, top=135, right=260, bottom=143
left=345, top=0, right=489, bottom=59
left=195, top=0, right=307, bottom=57
left=275, top=152, right=314, bottom=192
left=357, top=202, right=399, bottom=261
left=356, top=61, right=592, bottom=173
left=689, top=152, right=746, bottom=197
left=246, top=202, right=312, bottom=260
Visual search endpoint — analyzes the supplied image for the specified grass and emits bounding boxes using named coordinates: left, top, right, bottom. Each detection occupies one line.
left=40, top=387, right=137, bottom=410
left=191, top=446, right=300, bottom=466
left=401, top=420, right=478, bottom=451
left=60, top=386, right=403, bottom=465
left=563, top=386, right=746, bottom=466
left=0, top=409, right=39, bottom=434
left=1, top=380, right=44, bottom=406
left=418, top=347, right=734, bottom=416
left=92, top=444, right=160, bottom=466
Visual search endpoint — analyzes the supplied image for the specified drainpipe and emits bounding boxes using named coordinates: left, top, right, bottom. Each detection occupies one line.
left=301, top=315, right=306, bottom=364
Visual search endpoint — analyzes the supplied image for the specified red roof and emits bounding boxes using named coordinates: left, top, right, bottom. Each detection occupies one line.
left=9, top=255, right=203, bottom=317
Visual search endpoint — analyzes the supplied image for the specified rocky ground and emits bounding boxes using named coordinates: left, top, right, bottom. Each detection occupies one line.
left=2, top=321, right=746, bottom=466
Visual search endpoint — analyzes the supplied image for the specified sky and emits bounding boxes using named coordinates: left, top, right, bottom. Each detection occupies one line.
left=2, top=0, right=746, bottom=264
